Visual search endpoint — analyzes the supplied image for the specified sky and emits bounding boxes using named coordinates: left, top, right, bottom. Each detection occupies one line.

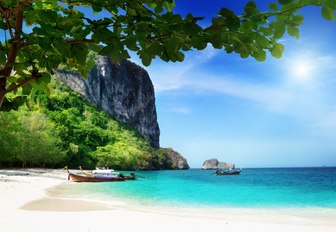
left=132, top=1, right=336, bottom=168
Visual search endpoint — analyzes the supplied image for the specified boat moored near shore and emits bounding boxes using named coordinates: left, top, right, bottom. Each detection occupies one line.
left=64, top=166, right=136, bottom=182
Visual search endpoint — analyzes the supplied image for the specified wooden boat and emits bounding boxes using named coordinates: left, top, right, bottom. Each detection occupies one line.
left=215, top=168, right=242, bottom=175
left=65, top=166, right=136, bottom=182
left=68, top=172, right=125, bottom=182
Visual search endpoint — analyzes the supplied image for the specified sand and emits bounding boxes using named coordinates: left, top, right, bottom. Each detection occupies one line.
left=1, top=168, right=335, bottom=232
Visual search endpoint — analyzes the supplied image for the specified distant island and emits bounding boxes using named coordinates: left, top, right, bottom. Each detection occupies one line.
left=202, top=158, right=235, bottom=170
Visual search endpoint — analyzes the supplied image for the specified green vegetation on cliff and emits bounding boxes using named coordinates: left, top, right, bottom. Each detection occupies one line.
left=0, top=78, right=166, bottom=169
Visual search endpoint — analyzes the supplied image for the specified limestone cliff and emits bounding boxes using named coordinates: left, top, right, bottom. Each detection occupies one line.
left=55, top=56, right=160, bottom=148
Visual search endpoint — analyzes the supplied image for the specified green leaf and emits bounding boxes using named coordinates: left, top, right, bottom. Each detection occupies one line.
left=99, top=45, right=117, bottom=58
left=7, top=75, right=16, bottom=83
left=292, top=14, right=304, bottom=25
left=125, top=37, right=139, bottom=51
left=244, top=1, right=258, bottom=15
left=225, top=45, right=234, bottom=54
left=52, top=38, right=71, bottom=58
left=219, top=7, right=235, bottom=17
left=254, top=50, right=266, bottom=62
left=0, top=20, right=7, bottom=30
left=219, top=8, right=240, bottom=31
left=147, top=42, right=161, bottom=58
left=86, top=57, right=96, bottom=70
left=259, top=27, right=274, bottom=36
left=269, top=3, right=279, bottom=11
left=278, top=0, right=294, bottom=5
left=22, top=83, right=33, bottom=95
left=98, top=41, right=128, bottom=63
left=140, top=52, right=152, bottom=66
left=176, top=51, right=185, bottom=62
left=256, top=34, right=270, bottom=47
left=273, top=24, right=286, bottom=39
left=160, top=51, right=169, bottom=62
left=0, top=52, right=6, bottom=64
left=37, top=73, right=51, bottom=85
left=210, top=32, right=224, bottom=49
left=154, top=2, right=164, bottom=14
left=166, top=37, right=180, bottom=55
left=212, top=17, right=225, bottom=26
left=165, top=2, right=176, bottom=12
left=239, top=46, right=249, bottom=58
left=270, top=43, right=284, bottom=58
left=1, top=96, right=27, bottom=111
left=287, top=25, right=300, bottom=39
left=191, top=36, right=207, bottom=50
left=22, top=70, right=31, bottom=75
left=92, top=28, right=114, bottom=42
left=92, top=4, right=102, bottom=13
left=321, top=6, right=335, bottom=20
left=71, top=43, right=89, bottom=65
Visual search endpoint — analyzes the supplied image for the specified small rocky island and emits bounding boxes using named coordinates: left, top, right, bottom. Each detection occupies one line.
left=202, top=158, right=235, bottom=170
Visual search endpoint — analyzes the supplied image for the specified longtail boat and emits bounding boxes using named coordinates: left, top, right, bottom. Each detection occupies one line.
left=215, top=168, right=242, bottom=175
left=65, top=166, right=136, bottom=182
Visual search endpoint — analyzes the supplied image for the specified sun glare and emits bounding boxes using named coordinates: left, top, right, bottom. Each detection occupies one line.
left=287, top=57, right=315, bottom=83
left=295, top=62, right=311, bottom=77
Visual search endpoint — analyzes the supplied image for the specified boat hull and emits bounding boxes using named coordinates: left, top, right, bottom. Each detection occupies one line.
left=68, top=173, right=125, bottom=182
left=216, top=169, right=242, bottom=175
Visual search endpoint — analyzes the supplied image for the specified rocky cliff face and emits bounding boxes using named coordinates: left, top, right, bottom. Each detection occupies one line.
left=55, top=56, right=160, bottom=148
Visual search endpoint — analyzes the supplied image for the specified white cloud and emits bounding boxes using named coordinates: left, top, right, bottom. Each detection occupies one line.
left=172, top=107, right=192, bottom=114
left=160, top=106, right=192, bottom=115
left=147, top=46, right=221, bottom=92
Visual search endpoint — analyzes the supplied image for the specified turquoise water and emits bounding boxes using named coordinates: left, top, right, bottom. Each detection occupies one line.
left=56, top=167, right=336, bottom=208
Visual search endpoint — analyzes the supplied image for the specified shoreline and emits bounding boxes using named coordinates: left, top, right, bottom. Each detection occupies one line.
left=1, top=168, right=336, bottom=232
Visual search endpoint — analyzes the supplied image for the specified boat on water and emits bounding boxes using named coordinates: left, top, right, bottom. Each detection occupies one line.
left=215, top=168, right=242, bottom=175
left=65, top=166, right=136, bottom=182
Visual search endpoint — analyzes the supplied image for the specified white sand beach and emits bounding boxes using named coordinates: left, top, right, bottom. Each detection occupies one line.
left=1, top=169, right=336, bottom=232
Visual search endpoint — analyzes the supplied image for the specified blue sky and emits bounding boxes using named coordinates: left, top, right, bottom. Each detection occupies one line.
left=133, top=1, right=336, bottom=168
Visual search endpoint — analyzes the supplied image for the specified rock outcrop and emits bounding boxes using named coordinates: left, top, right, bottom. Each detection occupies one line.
left=202, top=158, right=235, bottom=170
left=162, top=148, right=190, bottom=170
left=150, top=148, right=190, bottom=170
left=55, top=56, right=160, bottom=148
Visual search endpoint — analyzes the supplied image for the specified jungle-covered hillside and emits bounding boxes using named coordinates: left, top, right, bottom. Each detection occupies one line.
left=0, top=78, right=181, bottom=170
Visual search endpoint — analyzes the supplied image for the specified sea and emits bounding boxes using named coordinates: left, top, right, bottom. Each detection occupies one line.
left=53, top=167, right=336, bottom=209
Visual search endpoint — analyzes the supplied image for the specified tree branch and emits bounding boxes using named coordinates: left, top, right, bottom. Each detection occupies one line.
left=4, top=18, right=14, bottom=39
left=5, top=74, right=37, bottom=94
left=67, top=38, right=95, bottom=44
left=1, top=8, right=24, bottom=77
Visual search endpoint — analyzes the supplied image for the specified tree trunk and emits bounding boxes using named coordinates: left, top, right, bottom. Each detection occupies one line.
left=0, top=77, right=6, bottom=109
left=0, top=94, right=4, bottom=109
left=0, top=9, right=24, bottom=110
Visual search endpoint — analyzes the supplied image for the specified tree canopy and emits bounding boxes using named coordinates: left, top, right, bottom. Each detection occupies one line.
left=0, top=0, right=335, bottom=110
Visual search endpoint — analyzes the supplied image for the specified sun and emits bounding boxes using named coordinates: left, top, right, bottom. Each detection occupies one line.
left=288, top=57, right=315, bottom=83
left=295, top=62, right=311, bottom=77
